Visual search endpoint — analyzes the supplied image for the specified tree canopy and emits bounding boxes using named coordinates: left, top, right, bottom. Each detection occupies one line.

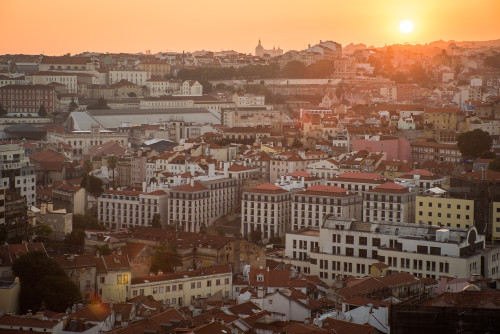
left=87, top=97, right=110, bottom=110
left=81, top=174, right=104, bottom=198
left=150, top=213, right=162, bottom=229
left=12, top=251, right=81, bottom=313
left=0, top=102, right=7, bottom=116
left=489, top=157, right=500, bottom=172
left=38, top=105, right=48, bottom=117
left=150, top=243, right=182, bottom=274
left=457, top=129, right=493, bottom=160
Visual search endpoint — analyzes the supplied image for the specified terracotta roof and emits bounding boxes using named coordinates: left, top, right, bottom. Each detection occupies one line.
left=40, top=55, right=92, bottom=64
left=406, top=169, right=434, bottom=177
left=52, top=254, right=96, bottom=269
left=190, top=321, right=233, bottom=334
left=107, top=309, right=186, bottom=334
left=172, top=181, right=208, bottom=192
left=378, top=272, right=419, bottom=287
left=284, top=322, right=331, bottom=334
left=372, top=262, right=389, bottom=269
left=29, top=149, right=68, bottom=171
left=227, top=301, right=262, bottom=316
left=421, top=290, right=500, bottom=309
left=131, top=264, right=231, bottom=285
left=341, top=296, right=390, bottom=308
left=248, top=183, right=288, bottom=194
left=370, top=182, right=409, bottom=194
left=335, top=277, right=386, bottom=299
left=248, top=269, right=307, bottom=288
left=454, top=169, right=500, bottom=182
left=99, top=254, right=131, bottom=271
left=301, top=185, right=349, bottom=197
left=227, top=163, right=255, bottom=172
left=0, top=314, right=59, bottom=329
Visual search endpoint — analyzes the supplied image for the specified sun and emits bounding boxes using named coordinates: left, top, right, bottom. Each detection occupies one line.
left=399, top=20, right=414, bottom=34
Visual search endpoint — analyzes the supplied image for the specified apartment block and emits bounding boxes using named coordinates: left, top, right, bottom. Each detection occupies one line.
left=285, top=217, right=490, bottom=285
left=98, top=189, right=168, bottom=230
left=363, top=182, right=416, bottom=224
left=292, top=185, right=362, bottom=230
left=416, top=196, right=474, bottom=228
left=0, top=84, right=56, bottom=115
left=325, top=172, right=386, bottom=197
left=241, top=183, right=292, bottom=239
left=130, top=264, right=232, bottom=307
left=168, top=177, right=241, bottom=233
left=0, top=144, right=37, bottom=207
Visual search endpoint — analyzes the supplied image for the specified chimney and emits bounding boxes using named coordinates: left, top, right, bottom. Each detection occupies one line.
left=47, top=202, right=53, bottom=212
left=301, top=177, right=305, bottom=188
left=209, top=163, right=215, bottom=177
left=224, top=162, right=229, bottom=178
left=142, top=181, right=147, bottom=193
left=191, top=179, right=194, bottom=187
left=40, top=203, right=47, bottom=215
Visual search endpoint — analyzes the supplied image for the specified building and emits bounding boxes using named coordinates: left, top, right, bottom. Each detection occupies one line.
left=39, top=55, right=95, bottom=72
left=137, top=59, right=171, bottom=78
left=292, top=185, right=362, bottom=230
left=168, top=177, right=241, bottom=233
left=241, top=183, right=292, bottom=239
left=415, top=195, right=474, bottom=228
left=52, top=182, right=86, bottom=215
left=424, top=107, right=460, bottom=131
left=0, top=144, right=37, bottom=207
left=325, top=172, right=386, bottom=198
left=395, top=169, right=447, bottom=194
left=363, top=182, right=416, bottom=224
left=352, top=136, right=411, bottom=162
left=410, top=140, right=461, bottom=165
left=98, top=189, right=168, bottom=230
left=285, top=216, right=487, bottom=285
left=450, top=170, right=500, bottom=239
left=0, top=84, right=56, bottom=115
left=179, top=80, right=203, bottom=96
left=270, top=153, right=308, bottom=184
left=130, top=264, right=232, bottom=307
left=96, top=254, right=132, bottom=303
left=108, top=70, right=147, bottom=86
left=53, top=254, right=97, bottom=301
left=31, top=71, right=78, bottom=93
left=255, top=39, right=283, bottom=58
left=35, top=203, right=73, bottom=241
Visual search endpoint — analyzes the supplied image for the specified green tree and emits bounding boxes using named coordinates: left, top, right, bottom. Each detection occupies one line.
left=149, top=176, right=157, bottom=185
left=81, top=174, right=104, bottom=198
left=83, top=159, right=93, bottom=175
left=292, top=138, right=303, bottom=149
left=0, top=225, right=7, bottom=243
left=150, top=243, right=182, bottom=274
left=457, top=129, right=493, bottom=160
left=150, top=213, right=162, bottom=229
left=12, top=251, right=81, bottom=313
left=73, top=213, right=106, bottom=231
left=282, top=61, right=307, bottom=78
left=0, top=102, right=7, bottom=116
left=64, top=229, right=86, bottom=254
left=38, top=105, right=48, bottom=117
left=95, top=244, right=112, bottom=256
left=87, top=97, right=110, bottom=110
left=250, top=229, right=262, bottom=244
left=489, top=157, right=500, bottom=172
left=68, top=98, right=79, bottom=112
left=35, top=224, right=53, bottom=241
left=107, top=155, right=118, bottom=188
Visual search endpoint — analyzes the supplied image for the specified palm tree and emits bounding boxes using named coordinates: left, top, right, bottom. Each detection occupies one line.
left=107, top=155, right=118, bottom=188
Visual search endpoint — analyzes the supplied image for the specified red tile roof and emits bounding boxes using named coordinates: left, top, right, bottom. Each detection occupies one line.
left=107, top=309, right=185, bottom=334
left=172, top=181, right=208, bottom=192
left=371, top=182, right=409, bottom=194
left=322, top=317, right=376, bottom=334
left=248, top=183, right=288, bottom=194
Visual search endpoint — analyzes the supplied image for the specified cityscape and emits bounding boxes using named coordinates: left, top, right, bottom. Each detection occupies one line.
left=1, top=1, right=500, bottom=333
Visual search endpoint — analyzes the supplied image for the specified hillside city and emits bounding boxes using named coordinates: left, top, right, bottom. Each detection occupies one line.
left=0, top=39, right=500, bottom=333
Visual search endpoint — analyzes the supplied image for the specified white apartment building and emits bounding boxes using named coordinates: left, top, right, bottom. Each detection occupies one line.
left=241, top=183, right=292, bottom=239
left=0, top=144, right=37, bottom=207
left=325, top=172, right=386, bottom=197
left=394, top=169, right=446, bottom=194
left=179, top=80, right=203, bottom=96
left=98, top=189, right=168, bottom=230
left=363, top=182, right=416, bottom=224
left=145, top=78, right=181, bottom=97
left=168, top=177, right=241, bottom=233
left=232, top=93, right=265, bottom=106
left=108, top=70, right=147, bottom=86
left=285, top=217, right=490, bottom=285
left=46, top=125, right=129, bottom=158
left=292, top=185, right=362, bottom=230
left=306, top=159, right=341, bottom=180
left=31, top=71, right=78, bottom=93
left=130, top=264, right=232, bottom=307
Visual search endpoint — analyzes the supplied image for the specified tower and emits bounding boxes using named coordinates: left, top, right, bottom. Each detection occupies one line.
left=255, top=39, right=264, bottom=57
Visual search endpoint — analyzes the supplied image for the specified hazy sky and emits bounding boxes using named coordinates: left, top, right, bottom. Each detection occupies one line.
left=1, top=0, right=499, bottom=55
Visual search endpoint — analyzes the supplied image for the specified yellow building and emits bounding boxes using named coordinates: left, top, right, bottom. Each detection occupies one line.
left=130, top=264, right=232, bottom=307
left=0, top=277, right=20, bottom=314
left=492, top=202, right=500, bottom=241
left=424, top=107, right=459, bottom=131
left=138, top=59, right=171, bottom=78
left=416, top=196, right=474, bottom=228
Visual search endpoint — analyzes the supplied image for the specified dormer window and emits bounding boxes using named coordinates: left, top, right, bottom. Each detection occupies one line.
left=257, top=274, right=264, bottom=282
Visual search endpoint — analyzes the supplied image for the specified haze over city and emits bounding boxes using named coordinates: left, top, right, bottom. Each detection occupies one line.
left=1, top=0, right=500, bottom=55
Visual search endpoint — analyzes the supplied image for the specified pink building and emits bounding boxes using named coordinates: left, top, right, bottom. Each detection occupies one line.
left=130, top=151, right=147, bottom=187
left=352, top=136, right=411, bottom=162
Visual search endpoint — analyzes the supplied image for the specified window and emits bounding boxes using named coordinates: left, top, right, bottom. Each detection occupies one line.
left=359, top=237, right=367, bottom=245
left=346, top=235, right=354, bottom=244
left=99, top=277, right=104, bottom=283
left=191, top=282, right=196, bottom=289
left=372, top=238, right=381, bottom=247
left=225, top=278, right=230, bottom=284
left=178, top=284, right=183, bottom=290
left=216, top=279, right=221, bottom=286
left=197, top=282, right=201, bottom=288
left=207, top=280, right=212, bottom=287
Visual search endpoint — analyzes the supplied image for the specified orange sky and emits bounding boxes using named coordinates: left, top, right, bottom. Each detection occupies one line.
left=1, top=0, right=499, bottom=55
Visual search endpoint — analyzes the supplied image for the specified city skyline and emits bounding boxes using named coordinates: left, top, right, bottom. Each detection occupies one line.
left=1, top=0, right=499, bottom=55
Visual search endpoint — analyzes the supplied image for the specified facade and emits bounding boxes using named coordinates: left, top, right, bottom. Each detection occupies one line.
left=167, top=177, right=241, bottom=232
left=285, top=217, right=487, bottom=285
left=145, top=78, right=181, bottom=97
left=270, top=154, right=308, bottom=184
left=325, top=172, right=386, bottom=198
left=137, top=59, right=171, bottom=78
left=424, top=107, right=460, bottom=131
left=96, top=254, right=132, bottom=303
left=108, top=70, right=147, bottom=86
left=241, top=183, right=292, bottom=239
left=363, top=182, right=416, bottom=224
left=0, top=84, right=56, bottom=115
left=53, top=254, right=97, bottom=301
left=52, top=183, right=86, bottom=215
left=39, top=55, right=95, bottom=72
left=255, top=39, right=283, bottom=58
left=292, top=185, right=362, bottom=230
left=415, top=195, right=474, bottom=228
left=130, top=264, right=232, bottom=307
left=0, top=144, right=37, bottom=207
left=31, top=71, right=78, bottom=93
left=98, top=189, right=168, bottom=230
left=411, top=141, right=461, bottom=165
left=179, top=80, right=203, bottom=96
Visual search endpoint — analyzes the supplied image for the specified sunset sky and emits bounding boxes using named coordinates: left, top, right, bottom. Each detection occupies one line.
left=1, top=0, right=499, bottom=55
